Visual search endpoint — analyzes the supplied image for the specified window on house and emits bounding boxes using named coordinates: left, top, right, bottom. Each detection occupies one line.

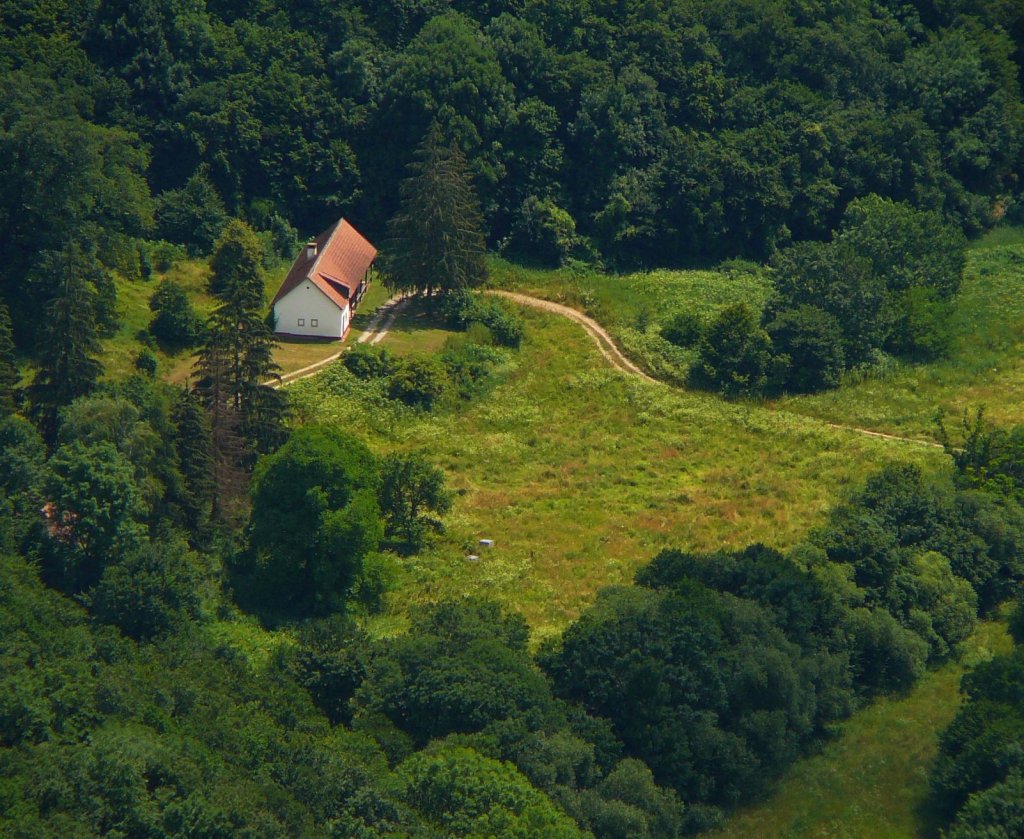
left=297, top=318, right=305, bottom=326
left=311, top=319, right=318, bottom=327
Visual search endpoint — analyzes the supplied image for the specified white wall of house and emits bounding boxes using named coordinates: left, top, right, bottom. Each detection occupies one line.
left=274, top=281, right=347, bottom=338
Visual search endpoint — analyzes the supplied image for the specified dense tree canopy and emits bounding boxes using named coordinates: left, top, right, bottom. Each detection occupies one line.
left=246, top=426, right=383, bottom=616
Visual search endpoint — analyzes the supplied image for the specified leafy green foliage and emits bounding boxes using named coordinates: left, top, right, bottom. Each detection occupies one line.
left=0, top=299, right=19, bottom=415
left=398, top=744, right=588, bottom=838
left=930, top=647, right=1024, bottom=834
left=387, top=354, right=449, bottom=409
left=148, top=279, right=204, bottom=348
left=27, top=244, right=106, bottom=441
left=35, top=440, right=148, bottom=593
left=87, top=537, right=208, bottom=641
left=378, top=451, right=452, bottom=549
left=196, top=219, right=285, bottom=459
left=542, top=582, right=821, bottom=812
left=246, top=426, right=382, bottom=616
left=691, top=302, right=772, bottom=396
left=765, top=305, right=846, bottom=393
left=659, top=311, right=704, bottom=349
left=442, top=291, right=525, bottom=347
left=154, top=168, right=228, bottom=256
left=505, top=196, right=582, bottom=266
left=342, top=344, right=397, bottom=380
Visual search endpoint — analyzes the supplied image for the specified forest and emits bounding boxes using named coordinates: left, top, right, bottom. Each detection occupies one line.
left=2, top=0, right=1024, bottom=836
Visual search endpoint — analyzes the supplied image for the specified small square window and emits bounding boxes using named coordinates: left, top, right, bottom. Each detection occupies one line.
left=297, top=318, right=305, bottom=326
left=310, top=319, right=318, bottom=327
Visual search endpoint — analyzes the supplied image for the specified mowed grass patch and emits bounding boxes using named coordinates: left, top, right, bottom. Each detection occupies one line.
left=712, top=617, right=1014, bottom=839
left=293, top=305, right=945, bottom=642
left=376, top=295, right=461, bottom=356
left=772, top=238, right=1024, bottom=437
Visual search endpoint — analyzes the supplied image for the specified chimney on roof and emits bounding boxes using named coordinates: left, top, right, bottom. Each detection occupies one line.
left=306, top=241, right=318, bottom=260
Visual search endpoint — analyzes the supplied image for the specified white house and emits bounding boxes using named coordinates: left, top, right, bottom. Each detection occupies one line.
left=271, top=218, right=377, bottom=340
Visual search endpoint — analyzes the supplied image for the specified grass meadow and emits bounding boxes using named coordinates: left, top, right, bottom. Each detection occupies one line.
left=291, top=305, right=943, bottom=642
left=103, top=229, right=1022, bottom=836
left=490, top=228, right=1024, bottom=438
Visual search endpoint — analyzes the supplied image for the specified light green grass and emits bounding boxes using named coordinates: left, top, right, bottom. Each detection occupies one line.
left=376, top=295, right=461, bottom=356
left=712, top=618, right=1014, bottom=839
left=292, top=305, right=944, bottom=643
left=490, top=232, right=1024, bottom=439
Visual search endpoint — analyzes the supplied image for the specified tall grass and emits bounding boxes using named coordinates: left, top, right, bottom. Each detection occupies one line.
left=293, top=305, right=943, bottom=641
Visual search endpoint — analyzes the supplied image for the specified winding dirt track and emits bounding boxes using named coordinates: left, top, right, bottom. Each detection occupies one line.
left=487, top=290, right=945, bottom=451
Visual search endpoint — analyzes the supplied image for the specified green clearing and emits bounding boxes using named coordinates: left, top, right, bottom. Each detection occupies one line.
left=712, top=617, right=1014, bottom=839
left=292, top=304, right=943, bottom=643
left=490, top=229, right=1024, bottom=437
left=773, top=236, right=1024, bottom=437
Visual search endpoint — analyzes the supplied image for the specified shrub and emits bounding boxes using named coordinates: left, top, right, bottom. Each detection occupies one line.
left=441, top=292, right=524, bottom=348
left=88, top=539, right=207, bottom=640
left=388, top=355, right=448, bottom=409
left=154, top=169, right=228, bottom=256
left=659, top=311, right=703, bottom=348
left=765, top=305, right=846, bottom=393
left=148, top=281, right=204, bottom=348
left=146, top=240, right=188, bottom=273
left=690, top=302, right=772, bottom=396
left=134, top=349, right=157, bottom=377
left=505, top=196, right=581, bottom=266
left=343, top=344, right=397, bottom=379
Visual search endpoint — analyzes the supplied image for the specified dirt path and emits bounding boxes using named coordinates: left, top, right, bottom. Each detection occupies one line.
left=268, top=295, right=407, bottom=389
left=488, top=291, right=660, bottom=384
left=358, top=294, right=409, bottom=346
left=488, top=290, right=945, bottom=451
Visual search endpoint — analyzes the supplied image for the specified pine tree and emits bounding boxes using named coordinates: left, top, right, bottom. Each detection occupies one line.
left=0, top=299, right=19, bottom=416
left=383, top=123, right=488, bottom=299
left=28, top=245, right=105, bottom=442
left=195, top=220, right=285, bottom=465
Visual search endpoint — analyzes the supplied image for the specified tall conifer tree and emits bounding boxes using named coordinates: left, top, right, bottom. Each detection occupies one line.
left=194, top=220, right=285, bottom=466
left=28, top=245, right=105, bottom=442
left=171, top=388, right=216, bottom=533
left=383, top=123, right=487, bottom=298
left=0, top=299, right=19, bottom=416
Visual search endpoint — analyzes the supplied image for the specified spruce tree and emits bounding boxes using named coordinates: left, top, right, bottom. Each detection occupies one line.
left=195, top=221, right=285, bottom=465
left=171, top=388, right=216, bottom=533
left=383, top=123, right=488, bottom=299
left=0, top=299, right=19, bottom=416
left=28, top=245, right=105, bottom=442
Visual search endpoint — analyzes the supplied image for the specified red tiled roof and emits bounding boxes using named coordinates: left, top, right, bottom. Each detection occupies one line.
left=272, top=219, right=377, bottom=310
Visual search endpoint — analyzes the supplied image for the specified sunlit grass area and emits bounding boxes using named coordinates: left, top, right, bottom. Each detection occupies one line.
left=489, top=230, right=1024, bottom=439
left=290, top=305, right=944, bottom=643
left=378, top=295, right=461, bottom=356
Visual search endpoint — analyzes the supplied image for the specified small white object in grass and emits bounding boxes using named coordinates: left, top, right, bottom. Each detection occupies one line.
left=479, top=539, right=494, bottom=548
left=466, top=555, right=480, bottom=562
